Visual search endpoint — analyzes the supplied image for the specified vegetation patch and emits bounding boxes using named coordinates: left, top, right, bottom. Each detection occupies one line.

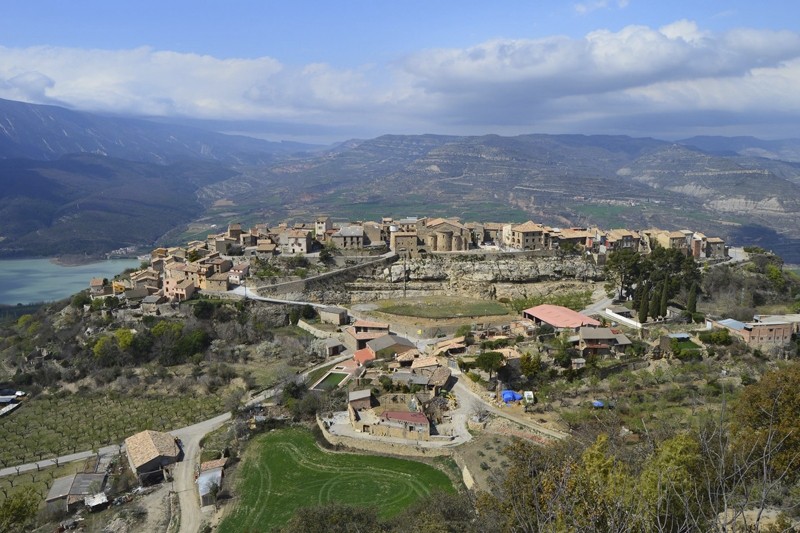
left=218, top=428, right=455, bottom=532
left=0, top=392, right=222, bottom=467
left=379, top=297, right=510, bottom=319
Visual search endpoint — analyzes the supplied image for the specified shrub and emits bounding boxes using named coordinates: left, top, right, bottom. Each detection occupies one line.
left=664, top=387, right=689, bottom=403
left=699, top=328, right=732, bottom=346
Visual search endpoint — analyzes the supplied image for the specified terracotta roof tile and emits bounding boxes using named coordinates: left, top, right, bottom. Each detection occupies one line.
left=124, top=430, right=180, bottom=470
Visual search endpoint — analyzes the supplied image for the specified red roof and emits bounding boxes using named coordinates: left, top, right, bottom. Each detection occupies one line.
left=381, top=411, right=429, bottom=425
left=354, top=348, right=375, bottom=365
left=522, top=304, right=600, bottom=329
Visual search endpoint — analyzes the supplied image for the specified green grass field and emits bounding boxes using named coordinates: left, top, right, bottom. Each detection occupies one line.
left=219, top=428, right=456, bottom=532
left=305, top=361, right=340, bottom=386
left=379, top=296, right=510, bottom=319
left=673, top=340, right=702, bottom=351
left=312, top=372, right=348, bottom=391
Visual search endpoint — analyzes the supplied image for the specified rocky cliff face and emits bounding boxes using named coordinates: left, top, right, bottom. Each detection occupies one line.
left=339, top=253, right=603, bottom=302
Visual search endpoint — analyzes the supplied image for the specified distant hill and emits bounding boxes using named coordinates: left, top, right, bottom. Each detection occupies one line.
left=0, top=98, right=318, bottom=165
left=679, top=136, right=800, bottom=163
left=0, top=154, right=236, bottom=257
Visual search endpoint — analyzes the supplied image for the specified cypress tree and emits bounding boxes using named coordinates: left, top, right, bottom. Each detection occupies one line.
left=638, top=285, right=649, bottom=323
left=632, top=275, right=645, bottom=311
left=687, top=283, right=697, bottom=314
left=659, top=279, right=669, bottom=317
left=649, top=283, right=660, bottom=320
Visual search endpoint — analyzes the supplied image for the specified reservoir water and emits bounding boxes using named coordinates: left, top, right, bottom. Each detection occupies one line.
left=0, top=258, right=141, bottom=305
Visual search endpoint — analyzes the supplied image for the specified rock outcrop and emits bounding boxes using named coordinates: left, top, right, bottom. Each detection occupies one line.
left=295, top=252, right=603, bottom=303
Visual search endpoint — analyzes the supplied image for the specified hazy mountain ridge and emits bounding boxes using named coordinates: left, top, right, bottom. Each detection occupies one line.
left=0, top=154, right=237, bottom=257
left=0, top=98, right=316, bottom=165
left=680, top=135, right=800, bottom=163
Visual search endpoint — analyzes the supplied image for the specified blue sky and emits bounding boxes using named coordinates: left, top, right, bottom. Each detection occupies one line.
left=1, top=1, right=799, bottom=142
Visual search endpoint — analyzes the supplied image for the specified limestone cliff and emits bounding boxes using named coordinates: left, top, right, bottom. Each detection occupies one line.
left=291, top=252, right=603, bottom=303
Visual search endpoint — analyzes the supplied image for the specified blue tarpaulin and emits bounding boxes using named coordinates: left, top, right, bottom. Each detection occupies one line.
left=592, top=400, right=605, bottom=408
left=502, top=390, right=523, bottom=403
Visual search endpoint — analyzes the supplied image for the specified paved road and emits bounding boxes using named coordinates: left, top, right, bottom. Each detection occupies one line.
left=581, top=295, right=614, bottom=320
left=204, top=286, right=330, bottom=308
left=0, top=444, right=121, bottom=478
left=171, top=413, right=231, bottom=533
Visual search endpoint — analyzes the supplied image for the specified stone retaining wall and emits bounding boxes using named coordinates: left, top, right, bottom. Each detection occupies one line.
left=257, top=254, right=398, bottom=300
left=315, top=416, right=452, bottom=458
left=604, top=308, right=643, bottom=329
left=296, top=319, right=339, bottom=339
left=451, top=452, right=477, bottom=490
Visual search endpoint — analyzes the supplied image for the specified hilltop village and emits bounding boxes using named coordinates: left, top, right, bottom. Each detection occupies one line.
left=84, top=213, right=800, bottom=358
left=93, top=215, right=728, bottom=303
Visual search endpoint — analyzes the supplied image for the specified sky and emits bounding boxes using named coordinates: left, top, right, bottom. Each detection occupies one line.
left=1, top=1, right=800, bottom=143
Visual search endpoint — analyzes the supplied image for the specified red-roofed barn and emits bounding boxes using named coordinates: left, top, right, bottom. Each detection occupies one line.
left=522, top=304, right=600, bottom=331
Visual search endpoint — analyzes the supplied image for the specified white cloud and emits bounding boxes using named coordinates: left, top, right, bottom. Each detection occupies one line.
left=574, top=0, right=629, bottom=15
left=574, top=1, right=609, bottom=15
left=1, top=21, right=800, bottom=141
left=399, top=22, right=800, bottom=135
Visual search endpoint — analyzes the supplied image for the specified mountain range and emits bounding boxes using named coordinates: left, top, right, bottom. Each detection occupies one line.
left=1, top=98, right=799, bottom=261
left=0, top=97, right=317, bottom=165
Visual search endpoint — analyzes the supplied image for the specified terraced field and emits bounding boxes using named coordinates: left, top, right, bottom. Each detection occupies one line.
left=378, top=296, right=510, bottom=319
left=219, top=428, right=455, bottom=532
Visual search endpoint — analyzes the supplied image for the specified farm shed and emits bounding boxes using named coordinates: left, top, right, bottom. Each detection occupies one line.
left=124, top=429, right=182, bottom=484
left=45, top=472, right=107, bottom=512
left=324, top=337, right=345, bottom=357
left=348, top=389, right=373, bottom=410
left=85, top=492, right=109, bottom=512
left=522, top=304, right=601, bottom=331
left=197, top=467, right=224, bottom=507
left=319, top=307, right=349, bottom=326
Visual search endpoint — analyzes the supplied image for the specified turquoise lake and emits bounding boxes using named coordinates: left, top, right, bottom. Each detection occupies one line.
left=0, top=258, right=141, bottom=305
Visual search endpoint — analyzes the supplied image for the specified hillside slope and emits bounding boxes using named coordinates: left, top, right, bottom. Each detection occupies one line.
left=0, top=154, right=236, bottom=257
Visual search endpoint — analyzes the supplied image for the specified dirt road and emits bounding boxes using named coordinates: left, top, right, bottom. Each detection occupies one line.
left=453, top=380, right=568, bottom=441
